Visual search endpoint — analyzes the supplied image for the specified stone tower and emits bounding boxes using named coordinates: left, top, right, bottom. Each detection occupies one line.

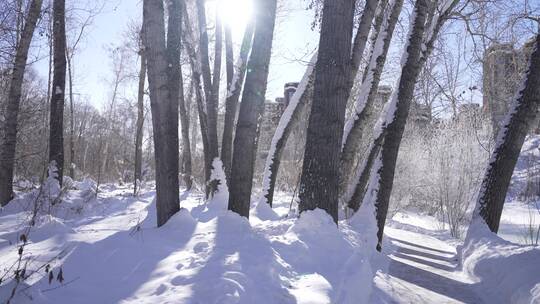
left=483, top=41, right=534, bottom=136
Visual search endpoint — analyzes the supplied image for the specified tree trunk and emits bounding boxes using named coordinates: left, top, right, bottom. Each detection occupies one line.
left=196, top=0, right=219, bottom=195
left=298, top=0, right=356, bottom=223
left=142, top=0, right=180, bottom=227
left=49, top=0, right=67, bottom=185
left=182, top=8, right=210, bottom=191
left=220, top=20, right=255, bottom=180
left=369, top=0, right=428, bottom=250
left=134, top=31, right=146, bottom=195
left=473, top=34, right=540, bottom=233
left=340, top=0, right=403, bottom=201
left=260, top=55, right=315, bottom=207
left=346, top=0, right=459, bottom=212
left=0, top=0, right=43, bottom=206
left=66, top=48, right=75, bottom=179
left=228, top=0, right=278, bottom=218
left=165, top=0, right=182, bottom=199
left=348, top=0, right=377, bottom=90
left=179, top=69, right=192, bottom=190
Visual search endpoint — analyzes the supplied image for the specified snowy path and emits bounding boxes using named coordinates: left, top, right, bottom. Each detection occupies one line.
left=373, top=226, right=483, bottom=304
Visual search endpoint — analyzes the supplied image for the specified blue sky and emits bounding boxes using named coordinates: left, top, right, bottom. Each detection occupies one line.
left=33, top=0, right=320, bottom=108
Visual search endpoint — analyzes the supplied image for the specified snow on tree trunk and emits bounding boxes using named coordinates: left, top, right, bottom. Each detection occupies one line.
left=364, top=0, right=428, bottom=250
left=345, top=0, right=459, bottom=212
left=221, top=20, right=255, bottom=181
left=298, top=0, right=356, bottom=223
left=348, top=0, right=378, bottom=90
left=340, top=0, right=403, bottom=201
left=0, top=0, right=43, bottom=206
left=260, top=54, right=316, bottom=207
left=228, top=0, right=278, bottom=218
left=470, top=34, right=540, bottom=234
left=49, top=0, right=67, bottom=186
left=143, top=0, right=180, bottom=227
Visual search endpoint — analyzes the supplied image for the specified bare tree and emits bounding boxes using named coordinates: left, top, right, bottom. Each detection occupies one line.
left=196, top=0, right=220, bottom=195
left=221, top=19, right=255, bottom=180
left=134, top=29, right=146, bottom=195
left=340, top=0, right=403, bottom=204
left=0, top=0, right=43, bottom=206
left=346, top=0, right=460, bottom=212
left=142, top=0, right=180, bottom=226
left=49, top=0, right=66, bottom=185
left=472, top=33, right=540, bottom=233
left=298, top=0, right=356, bottom=223
left=228, top=0, right=278, bottom=218
left=366, top=0, right=429, bottom=250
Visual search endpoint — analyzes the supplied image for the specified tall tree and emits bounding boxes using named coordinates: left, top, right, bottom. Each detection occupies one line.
left=346, top=0, right=459, bottom=212
left=298, top=0, right=356, bottom=223
left=340, top=0, right=404, bottom=206
left=142, top=0, right=180, bottom=226
left=49, top=0, right=67, bottom=185
left=228, top=0, right=278, bottom=217
left=0, top=0, right=43, bottom=206
left=196, top=0, right=220, bottom=195
left=366, top=0, right=429, bottom=250
left=472, top=34, right=540, bottom=233
left=134, top=29, right=146, bottom=195
left=220, top=19, right=255, bottom=180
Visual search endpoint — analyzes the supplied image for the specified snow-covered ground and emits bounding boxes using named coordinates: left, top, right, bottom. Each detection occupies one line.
left=2, top=136, right=540, bottom=303
left=1, top=182, right=538, bottom=303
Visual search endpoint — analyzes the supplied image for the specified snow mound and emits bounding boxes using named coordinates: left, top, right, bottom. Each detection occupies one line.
left=462, top=222, right=540, bottom=303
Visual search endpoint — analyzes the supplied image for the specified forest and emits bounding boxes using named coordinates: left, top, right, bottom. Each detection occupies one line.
left=0, top=0, right=539, bottom=303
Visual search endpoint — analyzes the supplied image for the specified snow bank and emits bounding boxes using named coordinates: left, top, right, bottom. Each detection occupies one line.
left=461, top=222, right=540, bottom=303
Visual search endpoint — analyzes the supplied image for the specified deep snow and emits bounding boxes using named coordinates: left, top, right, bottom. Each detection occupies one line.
left=1, top=136, right=540, bottom=303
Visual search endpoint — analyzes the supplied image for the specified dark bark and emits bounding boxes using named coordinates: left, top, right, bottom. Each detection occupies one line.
left=298, top=0, right=356, bottom=223
left=477, top=34, right=540, bottom=233
left=196, top=0, right=219, bottom=195
left=49, top=0, right=67, bottom=185
left=134, top=31, right=146, bottom=195
left=175, top=1, right=191, bottom=191
left=0, top=0, right=43, bottom=206
left=66, top=48, right=75, bottom=179
left=220, top=20, right=255, bottom=180
left=228, top=0, right=278, bottom=218
left=373, top=0, right=428, bottom=250
left=165, top=0, right=182, bottom=197
left=143, top=0, right=180, bottom=227
left=340, top=0, right=403, bottom=201
left=362, top=0, right=388, bottom=82
left=182, top=8, right=210, bottom=190
left=348, top=0, right=377, bottom=88
left=347, top=0, right=459, bottom=212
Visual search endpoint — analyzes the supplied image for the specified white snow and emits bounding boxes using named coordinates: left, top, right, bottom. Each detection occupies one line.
left=2, top=141, right=540, bottom=303
left=0, top=182, right=385, bottom=303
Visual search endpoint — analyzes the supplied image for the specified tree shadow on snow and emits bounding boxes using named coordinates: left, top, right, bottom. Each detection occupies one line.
left=30, top=207, right=197, bottom=304
left=179, top=213, right=297, bottom=304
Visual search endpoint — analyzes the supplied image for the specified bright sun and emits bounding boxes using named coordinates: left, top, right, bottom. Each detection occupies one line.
left=215, top=0, right=253, bottom=36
